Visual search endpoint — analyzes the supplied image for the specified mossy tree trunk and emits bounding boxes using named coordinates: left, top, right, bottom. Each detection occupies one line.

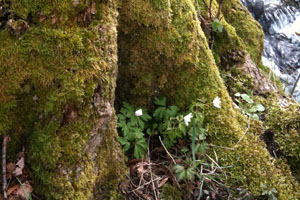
left=117, top=0, right=300, bottom=199
left=0, top=0, right=126, bottom=199
left=0, top=0, right=299, bottom=199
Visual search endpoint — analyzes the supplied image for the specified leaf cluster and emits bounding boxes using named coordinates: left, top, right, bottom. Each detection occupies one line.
left=117, top=102, right=151, bottom=159
left=117, top=98, right=207, bottom=162
left=234, top=93, right=265, bottom=120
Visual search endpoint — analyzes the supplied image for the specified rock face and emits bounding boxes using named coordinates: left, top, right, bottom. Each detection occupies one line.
left=0, top=0, right=126, bottom=199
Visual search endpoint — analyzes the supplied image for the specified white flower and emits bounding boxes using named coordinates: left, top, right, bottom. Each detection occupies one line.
left=184, top=113, right=193, bottom=126
left=213, top=96, right=221, bottom=109
left=135, top=109, right=143, bottom=117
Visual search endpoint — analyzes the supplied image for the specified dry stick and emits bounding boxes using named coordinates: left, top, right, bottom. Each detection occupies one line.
left=147, top=136, right=158, bottom=200
left=158, top=136, right=176, bottom=165
left=201, top=0, right=209, bottom=10
left=216, top=0, right=224, bottom=19
left=130, top=178, right=162, bottom=192
left=234, top=117, right=251, bottom=147
left=209, top=0, right=213, bottom=20
left=2, top=136, right=9, bottom=200
left=208, top=117, right=251, bottom=151
left=290, top=73, right=300, bottom=97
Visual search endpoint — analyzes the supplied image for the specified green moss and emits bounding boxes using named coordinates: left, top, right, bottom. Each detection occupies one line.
left=221, top=0, right=264, bottom=65
left=265, top=95, right=300, bottom=181
left=0, top=0, right=126, bottom=199
left=118, top=0, right=300, bottom=198
left=220, top=66, right=254, bottom=96
left=161, top=184, right=183, bottom=200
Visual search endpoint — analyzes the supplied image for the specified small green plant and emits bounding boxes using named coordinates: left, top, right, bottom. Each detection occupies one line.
left=117, top=98, right=207, bottom=159
left=117, top=102, right=151, bottom=158
left=173, top=162, right=196, bottom=181
left=234, top=92, right=265, bottom=120
left=261, top=184, right=278, bottom=200
left=212, top=19, right=223, bottom=33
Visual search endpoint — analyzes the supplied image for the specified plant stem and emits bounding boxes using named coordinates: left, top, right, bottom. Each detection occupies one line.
left=2, top=136, right=9, bottom=200
left=192, top=123, right=196, bottom=167
left=290, top=73, right=300, bottom=97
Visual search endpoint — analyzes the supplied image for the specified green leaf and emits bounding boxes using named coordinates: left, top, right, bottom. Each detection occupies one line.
left=134, top=130, right=144, bottom=139
left=118, top=137, right=128, bottom=145
left=140, top=113, right=152, bottom=121
left=241, top=94, right=254, bottom=104
left=173, top=164, right=185, bottom=173
left=249, top=105, right=258, bottom=113
left=134, top=138, right=148, bottom=158
left=153, top=107, right=165, bottom=120
left=168, top=106, right=179, bottom=117
left=256, top=103, right=265, bottom=112
left=186, top=167, right=196, bottom=181
left=212, top=19, right=223, bottom=32
left=154, top=97, right=167, bottom=106
left=251, top=114, right=259, bottom=120
left=234, top=93, right=241, bottom=97
left=123, top=143, right=130, bottom=153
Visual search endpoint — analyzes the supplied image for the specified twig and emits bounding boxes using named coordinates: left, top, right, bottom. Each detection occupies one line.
left=130, top=177, right=162, bottom=192
left=234, top=117, right=251, bottom=147
left=209, top=0, right=213, bottom=20
left=158, top=136, right=176, bottom=165
left=216, top=0, right=224, bottom=19
left=290, top=72, right=300, bottom=97
left=206, top=154, right=227, bottom=180
left=2, top=136, right=10, bottom=200
left=147, top=136, right=158, bottom=200
left=201, top=0, right=209, bottom=10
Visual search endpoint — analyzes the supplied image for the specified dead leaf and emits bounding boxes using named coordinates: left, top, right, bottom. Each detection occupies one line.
left=7, top=185, right=20, bottom=196
left=137, top=163, right=146, bottom=177
left=16, top=157, right=24, bottom=169
left=158, top=177, right=168, bottom=188
left=13, top=157, right=24, bottom=176
left=14, top=182, right=33, bottom=199
left=7, top=162, right=16, bottom=173
left=135, top=190, right=153, bottom=200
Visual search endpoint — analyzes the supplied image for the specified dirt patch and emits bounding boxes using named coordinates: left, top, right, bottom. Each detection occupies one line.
left=262, top=130, right=283, bottom=158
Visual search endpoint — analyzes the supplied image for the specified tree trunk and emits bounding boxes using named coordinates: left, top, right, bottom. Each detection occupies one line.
left=117, top=0, right=300, bottom=198
left=0, top=0, right=126, bottom=199
left=0, top=0, right=299, bottom=199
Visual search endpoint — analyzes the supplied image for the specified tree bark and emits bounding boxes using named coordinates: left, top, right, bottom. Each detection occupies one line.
left=0, top=0, right=126, bottom=199
left=117, top=0, right=300, bottom=198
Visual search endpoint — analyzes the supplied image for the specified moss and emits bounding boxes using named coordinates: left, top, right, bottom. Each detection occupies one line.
left=161, top=184, right=183, bottom=200
left=265, top=95, right=300, bottom=181
left=221, top=0, right=264, bottom=65
left=220, top=66, right=254, bottom=96
left=118, top=0, right=300, bottom=198
left=0, top=0, right=126, bottom=199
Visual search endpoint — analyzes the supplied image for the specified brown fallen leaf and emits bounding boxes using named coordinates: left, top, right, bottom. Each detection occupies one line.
left=14, top=182, right=33, bottom=199
left=135, top=189, right=153, bottom=200
left=13, top=157, right=24, bottom=176
left=7, top=185, right=20, bottom=196
left=157, top=177, right=168, bottom=188
left=7, top=162, right=16, bottom=179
